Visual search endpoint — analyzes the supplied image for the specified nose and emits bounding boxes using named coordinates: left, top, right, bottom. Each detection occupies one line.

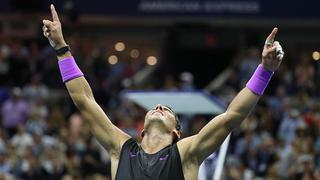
left=155, top=104, right=164, bottom=111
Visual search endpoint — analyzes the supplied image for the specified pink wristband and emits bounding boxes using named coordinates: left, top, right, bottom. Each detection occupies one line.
left=58, top=57, right=84, bottom=83
left=246, top=64, right=274, bottom=96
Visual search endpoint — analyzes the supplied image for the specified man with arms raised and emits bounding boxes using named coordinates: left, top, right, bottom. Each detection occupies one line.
left=42, top=5, right=284, bottom=180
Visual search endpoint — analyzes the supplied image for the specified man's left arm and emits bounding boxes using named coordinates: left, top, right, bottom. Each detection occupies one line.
left=178, top=27, right=284, bottom=164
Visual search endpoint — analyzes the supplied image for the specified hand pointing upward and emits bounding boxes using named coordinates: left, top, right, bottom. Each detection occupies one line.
left=261, top=27, right=284, bottom=72
left=42, top=4, right=67, bottom=49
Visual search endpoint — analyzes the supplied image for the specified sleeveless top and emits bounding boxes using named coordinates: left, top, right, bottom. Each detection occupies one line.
left=115, top=138, right=185, bottom=180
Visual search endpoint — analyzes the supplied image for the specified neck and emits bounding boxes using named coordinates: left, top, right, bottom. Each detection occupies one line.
left=140, top=126, right=172, bottom=154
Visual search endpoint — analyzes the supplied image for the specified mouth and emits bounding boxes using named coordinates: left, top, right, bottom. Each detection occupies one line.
left=152, top=111, right=163, bottom=115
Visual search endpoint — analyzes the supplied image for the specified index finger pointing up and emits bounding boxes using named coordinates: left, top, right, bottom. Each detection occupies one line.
left=50, top=4, right=60, bottom=22
left=265, top=27, right=278, bottom=44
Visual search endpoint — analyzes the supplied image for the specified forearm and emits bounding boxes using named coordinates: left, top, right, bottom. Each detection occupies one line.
left=43, top=4, right=131, bottom=152
left=226, top=64, right=273, bottom=128
left=56, top=52, right=94, bottom=107
left=66, top=77, right=95, bottom=109
left=224, top=27, right=283, bottom=124
left=225, top=87, right=259, bottom=127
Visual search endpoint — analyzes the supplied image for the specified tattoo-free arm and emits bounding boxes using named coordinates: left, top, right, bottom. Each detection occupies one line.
left=178, top=87, right=259, bottom=163
left=178, top=28, right=284, bottom=164
left=60, top=52, right=131, bottom=154
left=42, top=3, right=131, bottom=155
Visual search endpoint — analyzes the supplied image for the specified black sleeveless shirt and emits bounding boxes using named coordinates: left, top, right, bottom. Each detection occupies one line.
left=115, top=138, right=185, bottom=180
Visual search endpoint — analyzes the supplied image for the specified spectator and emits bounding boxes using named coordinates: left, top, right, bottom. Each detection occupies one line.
left=22, top=74, right=49, bottom=102
left=278, top=108, right=306, bottom=145
left=26, top=96, right=48, bottom=135
left=1, top=87, right=28, bottom=137
left=10, top=126, right=34, bottom=156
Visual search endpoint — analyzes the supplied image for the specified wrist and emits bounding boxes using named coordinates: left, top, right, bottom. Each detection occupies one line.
left=56, top=45, right=71, bottom=57
left=261, top=63, right=273, bottom=72
left=57, top=51, right=72, bottom=60
left=58, top=57, right=84, bottom=82
left=54, top=41, right=68, bottom=50
left=246, top=64, right=274, bottom=96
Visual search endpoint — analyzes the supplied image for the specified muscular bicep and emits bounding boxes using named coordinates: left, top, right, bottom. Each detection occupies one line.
left=180, top=88, right=259, bottom=163
left=178, top=113, right=234, bottom=164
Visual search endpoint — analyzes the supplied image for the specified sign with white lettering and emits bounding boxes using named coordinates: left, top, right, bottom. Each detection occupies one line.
left=73, top=0, right=320, bottom=19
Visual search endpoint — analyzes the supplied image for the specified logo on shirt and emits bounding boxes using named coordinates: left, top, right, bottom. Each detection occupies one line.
left=130, top=151, right=137, bottom=158
left=159, top=154, right=169, bottom=161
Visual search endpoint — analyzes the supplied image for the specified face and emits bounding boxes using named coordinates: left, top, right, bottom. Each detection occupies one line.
left=144, top=104, right=177, bottom=132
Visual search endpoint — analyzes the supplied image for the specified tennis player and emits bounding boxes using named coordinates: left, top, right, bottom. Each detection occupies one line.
left=42, top=4, right=284, bottom=180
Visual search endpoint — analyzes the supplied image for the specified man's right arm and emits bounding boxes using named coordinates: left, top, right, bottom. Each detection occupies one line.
left=42, top=5, right=131, bottom=155
left=65, top=69, right=131, bottom=154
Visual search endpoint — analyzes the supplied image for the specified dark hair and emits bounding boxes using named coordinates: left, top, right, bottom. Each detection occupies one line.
left=164, top=106, right=182, bottom=144
left=174, top=114, right=181, bottom=132
left=164, top=105, right=181, bottom=132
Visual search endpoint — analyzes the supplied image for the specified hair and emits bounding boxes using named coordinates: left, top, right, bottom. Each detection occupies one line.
left=164, top=106, right=181, bottom=131
left=164, top=106, right=182, bottom=143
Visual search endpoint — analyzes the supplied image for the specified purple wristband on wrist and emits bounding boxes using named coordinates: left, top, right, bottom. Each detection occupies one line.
left=246, top=64, right=274, bottom=96
left=58, top=57, right=84, bottom=83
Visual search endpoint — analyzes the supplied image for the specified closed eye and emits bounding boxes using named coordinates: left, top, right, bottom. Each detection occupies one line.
left=163, top=107, right=174, bottom=115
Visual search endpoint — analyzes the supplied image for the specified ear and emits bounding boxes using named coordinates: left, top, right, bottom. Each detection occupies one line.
left=172, top=129, right=181, bottom=139
left=141, top=129, right=145, bottom=137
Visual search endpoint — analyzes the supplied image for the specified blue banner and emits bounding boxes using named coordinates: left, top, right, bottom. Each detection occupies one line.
left=73, top=0, right=320, bottom=19
left=1, top=0, right=319, bottom=19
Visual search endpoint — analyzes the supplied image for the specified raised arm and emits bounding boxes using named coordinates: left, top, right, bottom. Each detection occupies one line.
left=42, top=5, right=130, bottom=155
left=178, top=28, right=284, bottom=163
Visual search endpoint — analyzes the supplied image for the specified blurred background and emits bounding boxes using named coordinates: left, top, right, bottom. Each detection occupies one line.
left=0, top=0, right=320, bottom=179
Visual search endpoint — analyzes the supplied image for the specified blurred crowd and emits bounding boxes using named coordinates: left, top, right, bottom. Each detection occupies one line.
left=0, top=33, right=319, bottom=180
left=0, top=34, right=152, bottom=180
